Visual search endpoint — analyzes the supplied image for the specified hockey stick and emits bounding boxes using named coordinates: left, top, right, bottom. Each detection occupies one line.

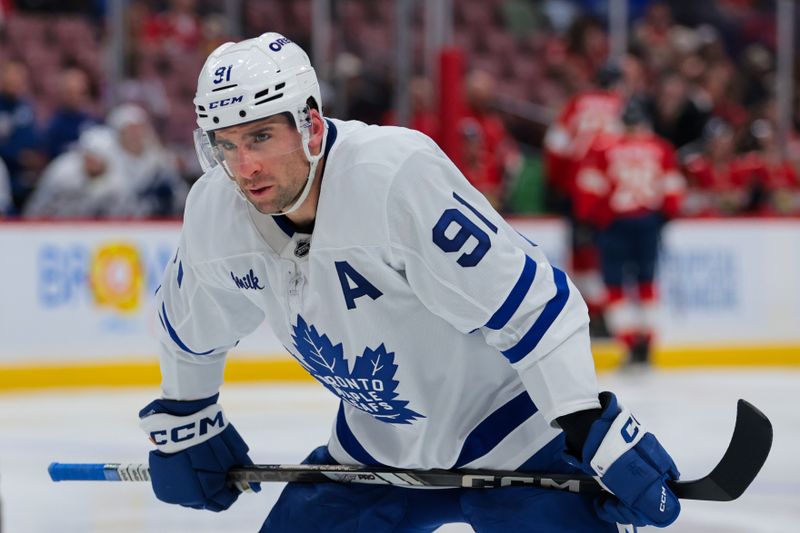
left=49, top=399, right=772, bottom=502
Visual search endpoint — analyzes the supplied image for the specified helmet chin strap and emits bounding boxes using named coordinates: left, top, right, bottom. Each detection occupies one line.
left=276, top=119, right=327, bottom=216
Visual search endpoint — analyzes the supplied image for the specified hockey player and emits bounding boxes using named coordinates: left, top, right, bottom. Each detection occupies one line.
left=543, top=62, right=628, bottom=335
left=139, top=33, right=681, bottom=532
left=574, top=98, right=685, bottom=365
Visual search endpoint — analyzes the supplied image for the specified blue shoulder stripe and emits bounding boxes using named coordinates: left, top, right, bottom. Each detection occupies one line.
left=516, top=230, right=538, bottom=247
left=454, top=390, right=538, bottom=467
left=452, top=192, right=498, bottom=233
left=335, top=402, right=383, bottom=466
left=158, top=303, right=215, bottom=356
left=485, top=255, right=537, bottom=330
left=501, top=267, right=570, bottom=364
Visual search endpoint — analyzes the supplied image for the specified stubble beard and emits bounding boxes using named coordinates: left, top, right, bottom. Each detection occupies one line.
left=247, top=158, right=310, bottom=216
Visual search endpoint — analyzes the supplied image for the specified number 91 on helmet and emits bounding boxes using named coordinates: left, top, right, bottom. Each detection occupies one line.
left=192, top=32, right=324, bottom=181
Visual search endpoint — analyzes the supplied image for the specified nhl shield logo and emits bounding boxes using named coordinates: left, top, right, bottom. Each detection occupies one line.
left=294, top=239, right=310, bottom=258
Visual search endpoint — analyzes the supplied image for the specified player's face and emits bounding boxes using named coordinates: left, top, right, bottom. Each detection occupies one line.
left=214, top=115, right=310, bottom=214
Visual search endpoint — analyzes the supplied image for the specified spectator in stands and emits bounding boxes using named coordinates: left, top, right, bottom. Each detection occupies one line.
left=107, top=103, right=187, bottom=217
left=630, top=1, right=694, bottom=74
left=737, top=119, right=800, bottom=215
left=682, top=118, right=747, bottom=216
left=631, top=2, right=673, bottom=63
left=575, top=98, right=685, bottom=366
left=42, top=67, right=98, bottom=159
left=699, top=59, right=749, bottom=129
left=0, top=156, right=11, bottom=216
left=116, top=57, right=172, bottom=134
left=456, top=69, right=518, bottom=209
left=563, top=15, right=609, bottom=90
left=458, top=116, right=500, bottom=203
left=648, top=70, right=711, bottom=151
left=676, top=51, right=713, bottom=112
left=140, top=0, right=202, bottom=53
left=740, top=44, right=774, bottom=109
left=382, top=76, right=439, bottom=143
left=24, top=126, right=129, bottom=218
left=344, top=60, right=393, bottom=127
left=0, top=59, right=43, bottom=212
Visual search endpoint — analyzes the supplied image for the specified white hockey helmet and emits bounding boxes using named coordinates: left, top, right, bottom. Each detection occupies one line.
left=193, top=32, right=326, bottom=214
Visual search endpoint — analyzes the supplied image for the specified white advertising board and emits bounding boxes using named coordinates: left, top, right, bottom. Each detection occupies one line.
left=658, top=219, right=800, bottom=345
left=0, top=218, right=798, bottom=364
left=0, top=222, right=280, bottom=362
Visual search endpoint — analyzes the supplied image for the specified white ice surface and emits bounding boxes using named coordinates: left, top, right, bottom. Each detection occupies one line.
left=1, top=369, right=797, bottom=532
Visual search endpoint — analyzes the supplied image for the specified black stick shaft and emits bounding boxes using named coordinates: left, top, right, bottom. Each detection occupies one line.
left=48, top=399, right=773, bottom=503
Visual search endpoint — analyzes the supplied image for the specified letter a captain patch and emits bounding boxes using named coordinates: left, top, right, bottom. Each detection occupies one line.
left=334, top=261, right=383, bottom=310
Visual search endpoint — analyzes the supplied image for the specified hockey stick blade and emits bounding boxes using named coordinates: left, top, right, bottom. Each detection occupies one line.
left=666, top=399, right=772, bottom=501
left=49, top=400, right=772, bottom=502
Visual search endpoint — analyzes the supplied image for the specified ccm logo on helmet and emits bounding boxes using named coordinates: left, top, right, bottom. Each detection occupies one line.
left=209, top=95, right=244, bottom=109
left=148, top=411, right=226, bottom=445
left=269, top=37, right=293, bottom=51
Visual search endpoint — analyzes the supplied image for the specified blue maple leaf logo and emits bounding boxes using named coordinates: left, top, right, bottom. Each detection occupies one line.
left=290, top=315, right=425, bottom=425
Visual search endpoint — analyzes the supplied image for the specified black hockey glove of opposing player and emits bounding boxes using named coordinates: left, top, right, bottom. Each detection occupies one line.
left=139, top=394, right=260, bottom=511
left=562, top=392, right=681, bottom=528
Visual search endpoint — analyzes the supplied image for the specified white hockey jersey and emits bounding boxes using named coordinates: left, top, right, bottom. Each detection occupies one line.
left=155, top=118, right=600, bottom=471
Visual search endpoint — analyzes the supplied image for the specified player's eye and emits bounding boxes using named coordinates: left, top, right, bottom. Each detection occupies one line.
left=253, top=132, right=271, bottom=143
left=217, top=141, right=236, bottom=152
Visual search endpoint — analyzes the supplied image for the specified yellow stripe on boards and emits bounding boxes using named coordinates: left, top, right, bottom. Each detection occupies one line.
left=591, top=342, right=800, bottom=370
left=1, top=344, right=799, bottom=391
left=0, top=357, right=314, bottom=392
left=592, top=341, right=626, bottom=371
left=0, top=360, right=161, bottom=391
left=653, top=344, right=800, bottom=367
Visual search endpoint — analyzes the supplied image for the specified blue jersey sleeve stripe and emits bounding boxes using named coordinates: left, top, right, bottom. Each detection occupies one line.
left=177, top=261, right=184, bottom=288
left=501, top=267, right=570, bottom=364
left=516, top=230, right=538, bottom=248
left=452, top=192, right=498, bottom=233
left=454, top=390, right=538, bottom=468
left=485, top=254, right=537, bottom=330
left=159, top=303, right=215, bottom=356
left=334, top=402, right=383, bottom=466
left=515, top=433, right=566, bottom=472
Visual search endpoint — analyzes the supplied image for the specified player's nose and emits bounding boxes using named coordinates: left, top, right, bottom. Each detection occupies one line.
left=235, top=147, right=262, bottom=178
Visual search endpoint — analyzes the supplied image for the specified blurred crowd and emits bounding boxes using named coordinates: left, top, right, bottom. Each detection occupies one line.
left=1, top=0, right=800, bottom=219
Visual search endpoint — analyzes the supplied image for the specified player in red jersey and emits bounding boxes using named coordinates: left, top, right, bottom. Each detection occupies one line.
left=544, top=64, right=627, bottom=333
left=575, top=98, right=685, bottom=366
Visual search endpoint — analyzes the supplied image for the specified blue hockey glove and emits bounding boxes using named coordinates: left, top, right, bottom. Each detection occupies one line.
left=139, top=393, right=260, bottom=512
left=563, top=392, right=681, bottom=528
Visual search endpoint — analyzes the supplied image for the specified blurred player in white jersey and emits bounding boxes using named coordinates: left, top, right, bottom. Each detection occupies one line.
left=138, top=33, right=681, bottom=532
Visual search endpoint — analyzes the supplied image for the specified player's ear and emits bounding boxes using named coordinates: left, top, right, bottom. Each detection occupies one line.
left=308, top=108, right=325, bottom=155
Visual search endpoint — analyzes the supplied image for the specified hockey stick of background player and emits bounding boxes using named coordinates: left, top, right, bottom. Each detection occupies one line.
left=49, top=399, right=772, bottom=502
